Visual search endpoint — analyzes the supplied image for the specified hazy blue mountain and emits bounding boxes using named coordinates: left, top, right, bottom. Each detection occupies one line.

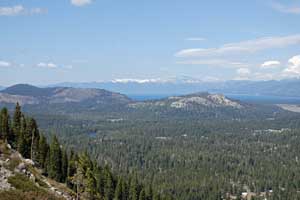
left=49, top=78, right=300, bottom=97
left=0, top=84, right=131, bottom=105
left=0, top=84, right=291, bottom=121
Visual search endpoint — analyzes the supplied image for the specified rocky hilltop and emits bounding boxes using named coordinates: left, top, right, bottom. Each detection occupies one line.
left=129, top=92, right=243, bottom=109
left=0, top=140, right=75, bottom=199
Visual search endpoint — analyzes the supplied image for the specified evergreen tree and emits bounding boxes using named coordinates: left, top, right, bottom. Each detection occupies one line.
left=139, top=188, right=146, bottom=200
left=73, top=160, right=85, bottom=200
left=86, top=167, right=97, bottom=199
left=67, top=150, right=78, bottom=189
left=17, top=115, right=27, bottom=157
left=49, top=135, right=62, bottom=182
left=61, top=148, right=69, bottom=183
left=104, top=165, right=115, bottom=200
left=0, top=111, right=2, bottom=139
left=13, top=103, right=22, bottom=138
left=145, top=185, right=153, bottom=200
left=43, top=149, right=50, bottom=175
left=27, top=118, right=40, bottom=161
left=0, top=108, right=10, bottom=142
left=129, top=176, right=139, bottom=200
left=114, top=177, right=124, bottom=200
left=152, top=193, right=161, bottom=200
left=38, top=134, right=49, bottom=168
left=95, top=166, right=105, bottom=198
left=121, top=179, right=128, bottom=200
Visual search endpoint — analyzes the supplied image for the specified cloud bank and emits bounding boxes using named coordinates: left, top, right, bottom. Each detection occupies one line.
left=271, top=2, right=300, bottom=14
left=176, top=35, right=300, bottom=57
left=0, top=61, right=11, bottom=67
left=261, top=60, right=281, bottom=69
left=0, top=5, right=46, bottom=16
left=71, top=0, right=92, bottom=7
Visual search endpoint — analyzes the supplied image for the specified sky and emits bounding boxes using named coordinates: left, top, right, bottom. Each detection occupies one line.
left=1, top=0, right=300, bottom=86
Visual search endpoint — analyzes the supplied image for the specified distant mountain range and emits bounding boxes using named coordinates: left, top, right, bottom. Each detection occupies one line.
left=0, top=84, right=130, bottom=106
left=0, top=84, right=291, bottom=120
left=47, top=78, right=300, bottom=97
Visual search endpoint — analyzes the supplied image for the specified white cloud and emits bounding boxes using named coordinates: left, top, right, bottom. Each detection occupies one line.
left=261, top=60, right=281, bottom=69
left=202, top=76, right=220, bottom=82
left=37, top=62, right=73, bottom=70
left=185, top=37, right=206, bottom=41
left=282, top=55, right=300, bottom=77
left=29, top=8, right=46, bottom=15
left=71, top=0, right=92, bottom=6
left=235, top=68, right=251, bottom=80
left=0, top=5, right=24, bottom=16
left=237, top=68, right=251, bottom=76
left=175, top=34, right=300, bottom=57
left=0, top=5, right=46, bottom=16
left=112, top=78, right=165, bottom=84
left=176, top=59, right=247, bottom=68
left=37, top=62, right=58, bottom=69
left=0, top=61, right=11, bottom=67
left=254, top=72, right=275, bottom=80
left=271, top=2, right=300, bottom=14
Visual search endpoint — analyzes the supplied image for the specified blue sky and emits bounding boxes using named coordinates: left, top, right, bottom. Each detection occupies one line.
left=1, top=0, right=300, bottom=85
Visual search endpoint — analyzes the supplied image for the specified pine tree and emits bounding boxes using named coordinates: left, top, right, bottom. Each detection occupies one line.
left=49, top=135, right=62, bottom=182
left=104, top=165, right=115, bottom=200
left=73, top=160, right=85, bottom=200
left=86, top=168, right=97, bottom=199
left=27, top=118, right=40, bottom=161
left=121, top=178, right=128, bottom=200
left=129, top=176, right=139, bottom=200
left=61, top=148, right=69, bottom=183
left=139, top=188, right=146, bottom=200
left=114, top=177, right=124, bottom=200
left=152, top=193, right=161, bottom=200
left=67, top=150, right=77, bottom=189
left=95, top=166, right=105, bottom=198
left=0, top=111, right=2, bottom=139
left=0, top=108, right=10, bottom=142
left=13, top=103, right=22, bottom=138
left=44, top=149, right=51, bottom=175
left=38, top=134, right=49, bottom=168
left=18, top=115, right=28, bottom=157
left=145, top=185, right=153, bottom=200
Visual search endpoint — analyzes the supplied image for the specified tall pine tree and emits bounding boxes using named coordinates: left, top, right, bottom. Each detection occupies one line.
left=27, top=118, right=40, bottom=161
left=0, top=108, right=10, bottom=142
left=38, top=134, right=49, bottom=168
left=61, top=148, right=69, bottom=183
left=49, top=135, right=62, bottom=182
left=13, top=103, right=22, bottom=139
left=17, top=115, right=27, bottom=157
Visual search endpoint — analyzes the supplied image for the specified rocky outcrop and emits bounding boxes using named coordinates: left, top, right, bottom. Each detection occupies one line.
left=0, top=142, right=75, bottom=200
left=129, top=93, right=243, bottom=109
left=0, top=163, right=13, bottom=190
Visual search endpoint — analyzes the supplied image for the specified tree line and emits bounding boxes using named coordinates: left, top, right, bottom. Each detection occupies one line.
left=0, top=103, right=172, bottom=200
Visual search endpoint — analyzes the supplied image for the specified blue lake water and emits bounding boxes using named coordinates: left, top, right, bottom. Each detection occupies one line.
left=128, top=94, right=300, bottom=104
left=88, top=132, right=97, bottom=138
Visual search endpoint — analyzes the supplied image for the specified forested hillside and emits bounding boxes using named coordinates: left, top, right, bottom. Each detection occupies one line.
left=0, top=103, right=169, bottom=200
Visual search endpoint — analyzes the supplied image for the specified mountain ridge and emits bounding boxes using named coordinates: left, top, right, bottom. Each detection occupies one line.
left=46, top=78, right=300, bottom=97
left=0, top=84, right=290, bottom=121
left=0, top=84, right=131, bottom=105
